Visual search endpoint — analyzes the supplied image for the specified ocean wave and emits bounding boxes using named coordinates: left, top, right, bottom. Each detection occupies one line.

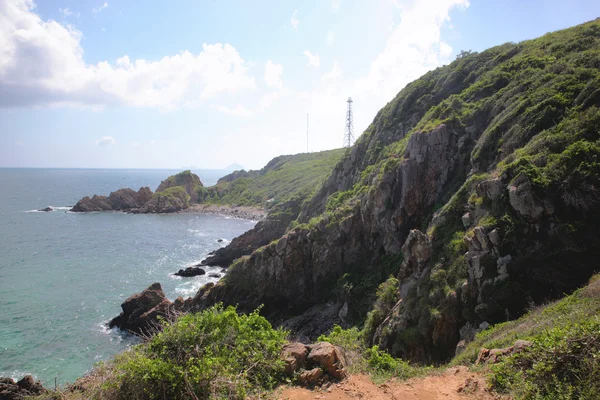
left=2, top=370, right=37, bottom=381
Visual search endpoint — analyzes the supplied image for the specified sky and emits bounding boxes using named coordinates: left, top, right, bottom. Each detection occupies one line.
left=1, top=0, right=599, bottom=170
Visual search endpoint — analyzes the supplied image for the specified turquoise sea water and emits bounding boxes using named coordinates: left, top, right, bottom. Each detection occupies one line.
left=0, top=169, right=256, bottom=385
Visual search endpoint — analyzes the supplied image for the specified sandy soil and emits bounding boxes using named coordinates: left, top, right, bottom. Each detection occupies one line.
left=180, top=204, right=266, bottom=220
left=277, top=367, right=501, bottom=400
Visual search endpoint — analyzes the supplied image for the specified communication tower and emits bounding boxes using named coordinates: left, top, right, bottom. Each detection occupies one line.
left=343, top=97, right=354, bottom=148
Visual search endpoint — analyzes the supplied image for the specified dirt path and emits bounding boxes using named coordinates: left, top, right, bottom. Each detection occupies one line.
left=278, top=367, right=499, bottom=400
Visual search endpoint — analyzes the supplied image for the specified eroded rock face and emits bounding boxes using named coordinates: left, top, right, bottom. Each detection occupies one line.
left=108, top=283, right=176, bottom=335
left=107, top=187, right=153, bottom=210
left=508, top=174, right=553, bottom=221
left=71, top=195, right=112, bottom=212
left=193, top=124, right=464, bottom=342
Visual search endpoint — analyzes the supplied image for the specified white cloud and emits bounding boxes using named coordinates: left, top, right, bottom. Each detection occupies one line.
left=353, top=0, right=470, bottom=107
left=321, top=62, right=343, bottom=82
left=0, top=1, right=256, bottom=109
left=92, top=2, right=108, bottom=14
left=302, top=50, right=320, bottom=68
left=332, top=0, right=341, bottom=12
left=96, top=136, right=116, bottom=146
left=264, top=60, right=283, bottom=89
left=290, top=9, right=299, bottom=30
left=325, top=31, right=335, bottom=46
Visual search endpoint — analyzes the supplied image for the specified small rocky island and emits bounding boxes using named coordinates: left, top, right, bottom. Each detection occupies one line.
left=71, top=170, right=202, bottom=214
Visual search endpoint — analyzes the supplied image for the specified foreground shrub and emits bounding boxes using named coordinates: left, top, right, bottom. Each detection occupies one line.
left=114, top=305, right=287, bottom=400
left=490, top=316, right=600, bottom=399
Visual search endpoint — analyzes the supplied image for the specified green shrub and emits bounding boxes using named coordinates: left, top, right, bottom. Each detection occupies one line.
left=113, top=305, right=287, bottom=400
left=490, top=317, right=600, bottom=399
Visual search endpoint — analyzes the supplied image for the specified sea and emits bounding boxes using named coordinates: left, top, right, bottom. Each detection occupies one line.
left=0, top=168, right=256, bottom=385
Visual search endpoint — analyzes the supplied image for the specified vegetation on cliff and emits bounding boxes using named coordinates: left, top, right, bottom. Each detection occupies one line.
left=198, top=149, right=344, bottom=208
left=196, top=17, right=600, bottom=368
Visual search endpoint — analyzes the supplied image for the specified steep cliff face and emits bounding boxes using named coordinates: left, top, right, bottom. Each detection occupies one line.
left=191, top=20, right=600, bottom=362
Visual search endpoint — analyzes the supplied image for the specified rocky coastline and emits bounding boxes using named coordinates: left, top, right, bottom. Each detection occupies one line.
left=70, top=170, right=202, bottom=214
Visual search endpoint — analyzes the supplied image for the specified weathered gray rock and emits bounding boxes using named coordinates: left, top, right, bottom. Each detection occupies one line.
left=71, top=195, right=112, bottom=212
left=508, top=174, right=553, bottom=221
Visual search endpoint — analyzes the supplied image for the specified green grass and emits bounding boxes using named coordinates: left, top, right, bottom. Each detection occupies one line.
left=199, top=149, right=344, bottom=208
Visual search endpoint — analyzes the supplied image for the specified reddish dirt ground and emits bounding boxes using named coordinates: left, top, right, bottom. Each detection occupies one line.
left=277, top=366, right=500, bottom=400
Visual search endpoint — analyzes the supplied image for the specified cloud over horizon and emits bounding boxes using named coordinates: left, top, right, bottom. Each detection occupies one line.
left=0, top=1, right=256, bottom=110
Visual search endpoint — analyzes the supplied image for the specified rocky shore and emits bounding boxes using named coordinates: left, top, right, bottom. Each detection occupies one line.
left=180, top=204, right=266, bottom=220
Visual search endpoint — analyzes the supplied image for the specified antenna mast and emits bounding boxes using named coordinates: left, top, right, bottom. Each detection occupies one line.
left=343, top=97, right=354, bottom=148
left=306, top=113, right=309, bottom=153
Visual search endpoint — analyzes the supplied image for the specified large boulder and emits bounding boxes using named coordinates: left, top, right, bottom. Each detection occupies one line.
left=307, top=342, right=347, bottom=380
left=156, top=170, right=203, bottom=203
left=280, top=341, right=347, bottom=386
left=71, top=195, right=112, bottom=212
left=108, top=283, right=174, bottom=335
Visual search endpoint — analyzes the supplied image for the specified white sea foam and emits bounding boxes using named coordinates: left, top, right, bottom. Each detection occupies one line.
left=24, top=206, right=71, bottom=213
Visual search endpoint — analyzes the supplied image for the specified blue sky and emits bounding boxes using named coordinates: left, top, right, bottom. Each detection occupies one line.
left=1, top=0, right=599, bottom=170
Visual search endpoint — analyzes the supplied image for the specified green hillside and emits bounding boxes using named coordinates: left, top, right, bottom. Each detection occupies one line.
left=198, top=149, right=345, bottom=208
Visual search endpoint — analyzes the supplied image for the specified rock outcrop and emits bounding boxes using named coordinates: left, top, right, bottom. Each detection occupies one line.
left=71, top=194, right=112, bottom=212
left=282, top=341, right=347, bottom=386
left=156, top=170, right=203, bottom=203
left=475, top=340, right=532, bottom=365
left=173, top=266, right=206, bottom=277
left=0, top=375, right=46, bottom=400
left=70, top=171, right=202, bottom=214
left=108, top=283, right=179, bottom=335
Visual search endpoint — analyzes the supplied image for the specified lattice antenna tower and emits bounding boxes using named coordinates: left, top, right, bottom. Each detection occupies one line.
left=344, top=97, right=354, bottom=148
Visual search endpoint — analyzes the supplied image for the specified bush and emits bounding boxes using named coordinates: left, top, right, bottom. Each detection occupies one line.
left=113, top=305, right=287, bottom=400
left=490, top=317, right=600, bottom=399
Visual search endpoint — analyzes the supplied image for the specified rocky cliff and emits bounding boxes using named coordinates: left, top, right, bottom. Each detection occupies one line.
left=187, top=19, right=600, bottom=362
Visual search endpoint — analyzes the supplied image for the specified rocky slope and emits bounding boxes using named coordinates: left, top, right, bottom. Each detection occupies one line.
left=197, top=150, right=344, bottom=269
left=70, top=171, right=201, bottom=213
left=184, top=19, right=600, bottom=362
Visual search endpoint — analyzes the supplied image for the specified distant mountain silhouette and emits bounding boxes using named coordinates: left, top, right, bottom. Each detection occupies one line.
left=224, top=162, right=245, bottom=171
